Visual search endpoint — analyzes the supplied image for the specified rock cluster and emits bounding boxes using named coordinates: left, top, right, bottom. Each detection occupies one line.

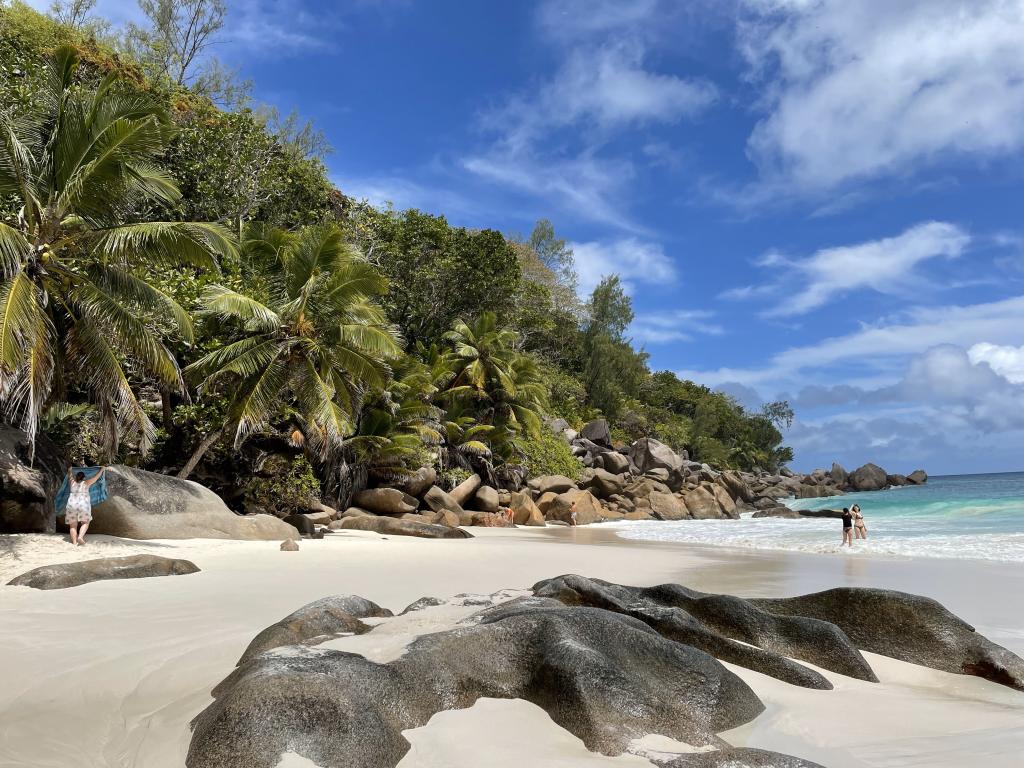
left=0, top=425, right=66, bottom=533
left=188, top=576, right=1022, bottom=768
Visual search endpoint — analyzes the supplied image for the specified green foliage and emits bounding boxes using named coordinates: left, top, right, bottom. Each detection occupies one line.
left=345, top=206, right=522, bottom=345
left=0, top=44, right=233, bottom=459
left=519, top=428, right=582, bottom=481
left=245, top=455, right=320, bottom=515
left=185, top=222, right=402, bottom=459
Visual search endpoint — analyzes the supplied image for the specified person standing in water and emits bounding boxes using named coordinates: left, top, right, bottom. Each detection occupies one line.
left=65, top=467, right=106, bottom=546
left=852, top=504, right=867, bottom=540
left=840, top=507, right=854, bottom=547
left=569, top=500, right=578, bottom=526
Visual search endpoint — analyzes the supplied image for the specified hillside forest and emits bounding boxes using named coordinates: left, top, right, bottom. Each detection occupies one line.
left=0, top=1, right=793, bottom=512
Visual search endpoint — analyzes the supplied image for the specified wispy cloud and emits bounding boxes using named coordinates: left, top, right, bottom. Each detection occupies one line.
left=631, top=309, right=724, bottom=344
left=570, top=238, right=676, bottom=297
left=463, top=6, right=716, bottom=230
left=678, top=294, right=1024, bottom=390
left=764, top=222, right=969, bottom=317
left=735, top=0, right=1024, bottom=200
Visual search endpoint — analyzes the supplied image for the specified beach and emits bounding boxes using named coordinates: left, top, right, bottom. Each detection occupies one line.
left=1, top=527, right=1022, bottom=768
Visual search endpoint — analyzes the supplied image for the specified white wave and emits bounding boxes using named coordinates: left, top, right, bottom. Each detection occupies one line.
left=608, top=518, right=1024, bottom=563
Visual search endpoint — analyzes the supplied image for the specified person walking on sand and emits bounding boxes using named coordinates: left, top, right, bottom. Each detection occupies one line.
left=852, top=504, right=867, bottom=540
left=65, top=467, right=106, bottom=546
left=569, top=500, right=578, bottom=526
left=840, top=507, right=854, bottom=547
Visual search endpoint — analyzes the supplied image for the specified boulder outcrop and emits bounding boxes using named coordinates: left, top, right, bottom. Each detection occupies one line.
left=509, top=491, right=545, bottom=526
left=449, top=473, right=482, bottom=506
left=87, top=468, right=298, bottom=540
left=629, top=437, right=683, bottom=474
left=752, top=587, right=1024, bottom=691
left=337, top=515, right=472, bottom=539
left=848, top=462, right=888, bottom=491
left=8, top=554, right=199, bottom=590
left=188, top=596, right=764, bottom=768
left=237, top=595, right=392, bottom=665
left=352, top=488, right=417, bottom=516
left=422, top=485, right=464, bottom=515
left=0, top=425, right=66, bottom=533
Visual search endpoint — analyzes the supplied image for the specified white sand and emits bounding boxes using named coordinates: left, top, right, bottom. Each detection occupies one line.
left=1, top=526, right=1022, bottom=768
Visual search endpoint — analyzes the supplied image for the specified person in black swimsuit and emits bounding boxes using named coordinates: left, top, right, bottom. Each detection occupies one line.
left=841, top=507, right=854, bottom=547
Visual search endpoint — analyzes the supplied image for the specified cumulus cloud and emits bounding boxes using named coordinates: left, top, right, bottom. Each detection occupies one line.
left=570, top=238, right=676, bottom=297
left=968, top=342, right=1024, bottom=384
left=630, top=309, right=723, bottom=344
left=738, top=0, right=1024, bottom=195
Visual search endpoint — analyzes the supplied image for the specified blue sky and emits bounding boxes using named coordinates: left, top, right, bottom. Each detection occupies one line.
left=63, top=0, right=1024, bottom=474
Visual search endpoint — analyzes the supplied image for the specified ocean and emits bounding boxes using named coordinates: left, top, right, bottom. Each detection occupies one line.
left=611, top=471, right=1024, bottom=563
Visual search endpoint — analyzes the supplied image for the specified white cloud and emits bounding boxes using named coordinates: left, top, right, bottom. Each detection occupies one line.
left=739, top=0, right=1024, bottom=195
left=969, top=343, right=1024, bottom=384
left=570, top=238, right=676, bottom=297
left=678, top=294, right=1024, bottom=389
left=465, top=29, right=715, bottom=228
left=334, top=174, right=488, bottom=222
left=765, top=221, right=969, bottom=316
left=630, top=309, right=723, bottom=344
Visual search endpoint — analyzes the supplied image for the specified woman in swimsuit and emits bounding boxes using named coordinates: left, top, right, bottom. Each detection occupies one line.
left=841, top=507, right=854, bottom=547
left=65, top=467, right=106, bottom=546
left=852, top=504, right=867, bottom=540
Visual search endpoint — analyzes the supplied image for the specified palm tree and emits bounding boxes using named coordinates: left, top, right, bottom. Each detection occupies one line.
left=180, top=222, right=402, bottom=478
left=0, top=45, right=235, bottom=459
left=442, top=312, right=547, bottom=461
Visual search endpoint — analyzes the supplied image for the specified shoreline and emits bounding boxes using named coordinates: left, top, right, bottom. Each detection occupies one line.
left=2, top=527, right=1023, bottom=768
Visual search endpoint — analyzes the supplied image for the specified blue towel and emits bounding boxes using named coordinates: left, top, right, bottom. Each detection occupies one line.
left=55, top=467, right=109, bottom=515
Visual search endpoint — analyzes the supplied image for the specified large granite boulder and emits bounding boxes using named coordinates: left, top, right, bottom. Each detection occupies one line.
left=188, top=598, right=764, bottom=768
left=752, top=588, right=1024, bottom=691
left=718, top=471, right=754, bottom=503
left=578, top=467, right=626, bottom=499
left=237, top=595, right=392, bottom=665
left=0, top=425, right=66, bottom=533
left=629, top=438, right=683, bottom=474
left=578, top=418, right=612, bottom=447
left=533, top=575, right=875, bottom=689
left=422, top=485, right=465, bottom=515
left=907, top=469, right=928, bottom=485
left=545, top=489, right=607, bottom=525
left=649, top=491, right=689, bottom=520
left=88, top=468, right=298, bottom=540
left=470, top=485, right=499, bottom=512
left=659, top=748, right=824, bottom=767
left=848, top=462, right=888, bottom=491
left=395, top=467, right=436, bottom=497
left=709, top=484, right=739, bottom=518
left=352, top=488, right=417, bottom=516
left=449, top=473, right=482, bottom=506
left=8, top=554, right=199, bottom=590
left=829, top=462, right=848, bottom=487
left=338, top=515, right=472, bottom=539
left=509, top=491, right=545, bottom=526
left=527, top=474, right=577, bottom=495
left=601, top=450, right=630, bottom=474
left=682, top=485, right=726, bottom=519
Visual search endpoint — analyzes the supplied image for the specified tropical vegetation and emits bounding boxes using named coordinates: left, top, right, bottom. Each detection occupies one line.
left=0, top=1, right=794, bottom=511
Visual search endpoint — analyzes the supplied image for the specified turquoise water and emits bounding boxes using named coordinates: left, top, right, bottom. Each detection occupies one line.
left=612, top=472, right=1024, bottom=563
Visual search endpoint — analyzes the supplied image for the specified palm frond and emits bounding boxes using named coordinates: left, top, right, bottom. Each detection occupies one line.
left=66, top=320, right=156, bottom=455
left=89, top=264, right=194, bottom=342
left=228, top=354, right=290, bottom=448
left=91, top=221, right=236, bottom=270
left=198, top=284, right=280, bottom=331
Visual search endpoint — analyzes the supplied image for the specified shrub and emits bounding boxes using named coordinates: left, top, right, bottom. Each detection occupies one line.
left=520, top=429, right=582, bottom=480
left=245, top=456, right=321, bottom=515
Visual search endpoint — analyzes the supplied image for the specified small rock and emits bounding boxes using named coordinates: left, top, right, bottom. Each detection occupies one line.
left=280, top=540, right=299, bottom=552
